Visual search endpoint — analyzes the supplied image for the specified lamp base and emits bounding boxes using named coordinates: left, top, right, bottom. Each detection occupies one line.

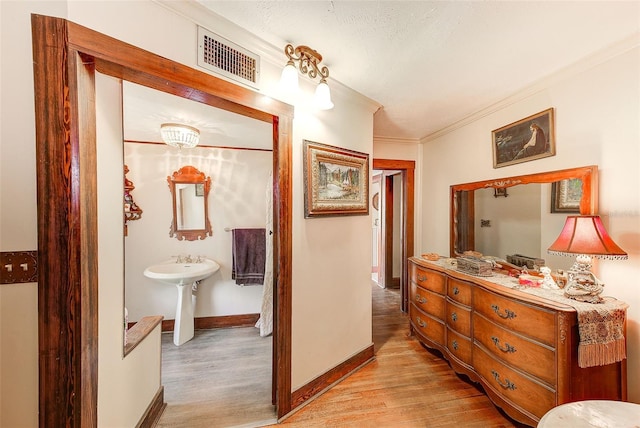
left=563, top=255, right=604, bottom=304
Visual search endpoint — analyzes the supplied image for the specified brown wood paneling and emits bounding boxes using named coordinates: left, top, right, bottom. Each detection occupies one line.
left=372, top=159, right=415, bottom=312
left=136, top=386, right=166, bottom=428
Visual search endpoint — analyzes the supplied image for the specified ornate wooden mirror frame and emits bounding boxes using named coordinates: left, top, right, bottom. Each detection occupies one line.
left=450, top=165, right=598, bottom=257
left=168, top=166, right=212, bottom=240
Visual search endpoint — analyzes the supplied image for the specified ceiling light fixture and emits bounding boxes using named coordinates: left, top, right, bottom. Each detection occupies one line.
left=160, top=123, right=200, bottom=149
left=281, top=44, right=334, bottom=110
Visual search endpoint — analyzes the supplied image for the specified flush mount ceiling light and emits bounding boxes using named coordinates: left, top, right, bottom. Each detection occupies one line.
left=160, top=123, right=200, bottom=149
left=280, top=44, right=334, bottom=110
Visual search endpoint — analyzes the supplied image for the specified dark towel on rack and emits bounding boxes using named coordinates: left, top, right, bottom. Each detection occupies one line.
left=232, top=228, right=266, bottom=285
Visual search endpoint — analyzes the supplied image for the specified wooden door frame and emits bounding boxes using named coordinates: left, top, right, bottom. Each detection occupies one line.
left=31, top=15, right=293, bottom=426
left=372, top=159, right=415, bottom=312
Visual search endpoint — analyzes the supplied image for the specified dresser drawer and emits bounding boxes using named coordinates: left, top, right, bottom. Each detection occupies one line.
left=474, top=344, right=555, bottom=420
left=411, top=282, right=445, bottom=319
left=446, top=300, right=471, bottom=337
left=410, top=264, right=445, bottom=294
left=410, top=303, right=445, bottom=347
left=448, top=278, right=472, bottom=306
left=447, top=327, right=472, bottom=365
left=474, top=288, right=556, bottom=346
left=474, top=313, right=556, bottom=386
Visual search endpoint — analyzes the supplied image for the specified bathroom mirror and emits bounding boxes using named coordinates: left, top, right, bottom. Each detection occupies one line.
left=168, top=165, right=212, bottom=240
left=450, top=165, right=597, bottom=257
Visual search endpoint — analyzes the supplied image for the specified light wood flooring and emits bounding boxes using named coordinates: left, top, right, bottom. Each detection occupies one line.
left=157, top=326, right=276, bottom=428
left=157, top=284, right=523, bottom=428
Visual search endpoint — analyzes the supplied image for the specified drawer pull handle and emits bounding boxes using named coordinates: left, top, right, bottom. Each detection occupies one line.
left=451, top=312, right=458, bottom=322
left=417, top=274, right=427, bottom=282
left=416, top=316, right=426, bottom=328
left=416, top=294, right=427, bottom=304
left=452, top=340, right=459, bottom=350
left=491, top=304, right=517, bottom=319
left=453, top=287, right=460, bottom=295
left=491, top=336, right=516, bottom=353
left=491, top=370, right=516, bottom=390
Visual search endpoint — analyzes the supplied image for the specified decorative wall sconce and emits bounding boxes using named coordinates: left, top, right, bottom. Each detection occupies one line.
left=280, top=44, right=334, bottom=110
left=123, top=165, right=142, bottom=236
left=160, top=123, right=200, bottom=149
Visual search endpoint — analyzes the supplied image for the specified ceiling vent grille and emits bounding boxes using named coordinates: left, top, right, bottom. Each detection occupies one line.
left=197, top=27, right=260, bottom=89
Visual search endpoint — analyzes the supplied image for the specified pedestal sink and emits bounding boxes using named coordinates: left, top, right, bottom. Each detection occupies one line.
left=144, top=258, right=220, bottom=346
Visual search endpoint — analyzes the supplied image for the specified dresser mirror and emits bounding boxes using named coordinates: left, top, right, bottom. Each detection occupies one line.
left=450, top=166, right=598, bottom=260
left=168, top=165, right=212, bottom=241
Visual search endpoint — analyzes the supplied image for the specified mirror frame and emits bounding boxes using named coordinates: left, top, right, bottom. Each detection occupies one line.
left=168, top=165, right=212, bottom=241
left=450, top=165, right=598, bottom=257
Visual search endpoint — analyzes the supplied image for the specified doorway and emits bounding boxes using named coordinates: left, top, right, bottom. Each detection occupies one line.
left=371, top=159, right=415, bottom=312
left=31, top=15, right=293, bottom=426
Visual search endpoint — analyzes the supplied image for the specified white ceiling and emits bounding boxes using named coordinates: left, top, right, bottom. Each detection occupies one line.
left=123, top=81, right=273, bottom=149
left=195, top=0, right=640, bottom=140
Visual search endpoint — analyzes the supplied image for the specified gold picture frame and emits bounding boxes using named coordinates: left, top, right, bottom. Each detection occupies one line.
left=303, top=140, right=369, bottom=218
left=492, top=108, right=555, bottom=168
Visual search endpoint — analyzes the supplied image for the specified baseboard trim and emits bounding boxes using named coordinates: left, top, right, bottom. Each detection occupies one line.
left=291, top=344, right=375, bottom=409
left=136, top=385, right=166, bottom=428
left=160, top=313, right=260, bottom=332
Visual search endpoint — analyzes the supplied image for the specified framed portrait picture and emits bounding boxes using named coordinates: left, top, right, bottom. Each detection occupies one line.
left=551, top=178, right=582, bottom=213
left=195, top=183, right=204, bottom=197
left=492, top=108, right=555, bottom=168
left=303, top=140, right=369, bottom=218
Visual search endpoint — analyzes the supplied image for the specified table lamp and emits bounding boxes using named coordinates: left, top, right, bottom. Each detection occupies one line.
left=548, top=215, right=627, bottom=303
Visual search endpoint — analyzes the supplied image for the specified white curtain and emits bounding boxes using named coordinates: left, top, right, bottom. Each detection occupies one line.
left=256, top=171, right=273, bottom=337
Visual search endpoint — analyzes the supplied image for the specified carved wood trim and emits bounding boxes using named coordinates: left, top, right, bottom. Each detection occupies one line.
left=450, top=165, right=598, bottom=257
left=167, top=166, right=213, bottom=241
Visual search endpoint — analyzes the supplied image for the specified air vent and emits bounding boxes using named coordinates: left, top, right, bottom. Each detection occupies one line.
left=197, top=26, right=260, bottom=89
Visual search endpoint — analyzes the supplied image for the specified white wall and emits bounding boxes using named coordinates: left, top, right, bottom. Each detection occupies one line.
left=96, top=73, right=163, bottom=427
left=420, top=43, right=640, bottom=402
left=124, top=143, right=271, bottom=322
left=0, top=2, right=65, bottom=426
left=0, top=1, right=378, bottom=424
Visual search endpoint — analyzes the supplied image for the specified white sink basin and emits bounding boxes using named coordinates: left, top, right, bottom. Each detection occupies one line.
left=143, top=258, right=220, bottom=346
left=144, top=258, right=220, bottom=285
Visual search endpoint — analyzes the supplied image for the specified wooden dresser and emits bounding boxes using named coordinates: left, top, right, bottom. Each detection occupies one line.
left=409, top=257, right=627, bottom=427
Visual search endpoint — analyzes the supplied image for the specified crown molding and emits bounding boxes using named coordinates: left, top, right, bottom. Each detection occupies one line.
left=420, top=32, right=640, bottom=144
left=374, top=136, right=420, bottom=146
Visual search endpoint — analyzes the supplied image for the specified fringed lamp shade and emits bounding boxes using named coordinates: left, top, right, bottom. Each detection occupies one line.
left=548, top=216, right=628, bottom=260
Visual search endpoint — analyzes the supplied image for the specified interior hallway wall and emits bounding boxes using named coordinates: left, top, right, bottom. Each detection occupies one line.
left=420, top=42, right=640, bottom=402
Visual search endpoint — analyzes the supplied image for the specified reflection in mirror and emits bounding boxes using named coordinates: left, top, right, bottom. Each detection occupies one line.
left=168, top=166, right=212, bottom=240
left=450, top=166, right=597, bottom=268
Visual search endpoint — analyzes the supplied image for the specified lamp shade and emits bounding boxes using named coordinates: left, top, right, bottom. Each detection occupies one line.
left=160, top=123, right=200, bottom=149
left=548, top=215, right=627, bottom=260
left=314, top=79, right=334, bottom=110
left=280, top=61, right=299, bottom=93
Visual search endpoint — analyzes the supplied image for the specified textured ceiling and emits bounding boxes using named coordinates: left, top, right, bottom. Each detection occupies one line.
left=197, top=0, right=640, bottom=140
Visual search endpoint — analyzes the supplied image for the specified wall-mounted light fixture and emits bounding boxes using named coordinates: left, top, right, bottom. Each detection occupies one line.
left=280, top=44, right=334, bottom=110
left=160, top=123, right=200, bottom=149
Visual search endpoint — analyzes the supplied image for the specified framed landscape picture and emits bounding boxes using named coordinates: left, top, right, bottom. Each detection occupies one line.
left=551, top=178, right=582, bottom=213
left=492, top=108, right=555, bottom=168
left=303, top=140, right=369, bottom=217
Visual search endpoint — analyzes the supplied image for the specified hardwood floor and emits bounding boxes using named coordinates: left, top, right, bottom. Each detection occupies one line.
left=156, top=284, right=523, bottom=428
left=269, top=284, right=523, bottom=427
left=157, top=327, right=276, bottom=428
